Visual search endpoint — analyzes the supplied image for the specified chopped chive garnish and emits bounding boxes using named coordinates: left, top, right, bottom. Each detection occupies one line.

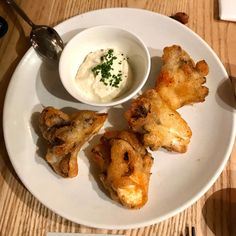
left=91, top=49, right=126, bottom=88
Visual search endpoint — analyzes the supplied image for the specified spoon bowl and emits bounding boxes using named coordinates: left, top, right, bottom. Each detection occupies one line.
left=30, top=25, right=64, bottom=62
left=5, top=0, right=64, bottom=63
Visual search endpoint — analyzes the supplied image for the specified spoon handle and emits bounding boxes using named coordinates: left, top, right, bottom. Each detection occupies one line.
left=5, top=0, right=35, bottom=28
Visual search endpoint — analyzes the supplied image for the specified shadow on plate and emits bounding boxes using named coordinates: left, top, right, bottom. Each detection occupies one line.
left=202, top=187, right=236, bottom=236
left=61, top=28, right=86, bottom=44
left=107, top=106, right=129, bottom=130
left=39, top=62, right=77, bottom=102
left=216, top=78, right=236, bottom=111
left=141, top=52, right=162, bottom=92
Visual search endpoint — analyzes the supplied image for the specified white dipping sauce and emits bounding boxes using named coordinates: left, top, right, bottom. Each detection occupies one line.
left=75, top=49, right=132, bottom=102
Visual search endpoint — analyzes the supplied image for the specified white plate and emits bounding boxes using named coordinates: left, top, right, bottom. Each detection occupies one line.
left=3, top=8, right=236, bottom=229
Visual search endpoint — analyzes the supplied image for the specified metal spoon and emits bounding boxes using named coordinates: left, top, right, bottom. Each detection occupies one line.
left=5, top=0, right=64, bottom=63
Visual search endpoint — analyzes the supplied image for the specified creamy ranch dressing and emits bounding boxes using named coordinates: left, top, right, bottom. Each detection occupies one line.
left=76, top=49, right=132, bottom=102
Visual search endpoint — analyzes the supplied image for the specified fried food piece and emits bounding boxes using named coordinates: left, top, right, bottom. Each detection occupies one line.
left=156, top=45, right=209, bottom=110
left=91, top=130, right=153, bottom=209
left=124, top=89, right=192, bottom=153
left=39, top=106, right=107, bottom=178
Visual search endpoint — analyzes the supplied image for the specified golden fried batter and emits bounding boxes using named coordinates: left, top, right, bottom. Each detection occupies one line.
left=91, top=130, right=153, bottom=209
left=156, top=45, right=209, bottom=110
left=39, top=107, right=107, bottom=178
left=124, top=89, right=192, bottom=153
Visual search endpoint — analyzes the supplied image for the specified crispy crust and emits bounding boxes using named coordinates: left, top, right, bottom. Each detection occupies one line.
left=125, top=89, right=192, bottom=153
left=91, top=130, right=153, bottom=209
left=39, top=106, right=107, bottom=177
left=156, top=45, right=209, bottom=110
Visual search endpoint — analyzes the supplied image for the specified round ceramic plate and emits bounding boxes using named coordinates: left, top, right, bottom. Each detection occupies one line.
left=3, top=8, right=236, bottom=229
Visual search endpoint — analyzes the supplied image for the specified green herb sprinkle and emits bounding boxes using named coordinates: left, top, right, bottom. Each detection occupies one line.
left=91, top=49, right=127, bottom=88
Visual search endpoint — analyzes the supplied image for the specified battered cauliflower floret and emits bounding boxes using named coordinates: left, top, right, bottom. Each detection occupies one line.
left=91, top=130, right=153, bottom=209
left=156, top=45, right=209, bottom=110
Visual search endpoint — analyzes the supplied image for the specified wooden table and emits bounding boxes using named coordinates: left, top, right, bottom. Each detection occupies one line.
left=0, top=0, right=236, bottom=235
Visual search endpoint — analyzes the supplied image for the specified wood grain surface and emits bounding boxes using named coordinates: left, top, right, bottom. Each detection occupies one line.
left=0, top=0, right=236, bottom=236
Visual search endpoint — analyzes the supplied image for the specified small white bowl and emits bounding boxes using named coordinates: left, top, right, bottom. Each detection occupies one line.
left=59, top=25, right=151, bottom=106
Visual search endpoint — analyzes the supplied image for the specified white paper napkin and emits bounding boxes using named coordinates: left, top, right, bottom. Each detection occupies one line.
left=219, top=0, right=236, bottom=22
